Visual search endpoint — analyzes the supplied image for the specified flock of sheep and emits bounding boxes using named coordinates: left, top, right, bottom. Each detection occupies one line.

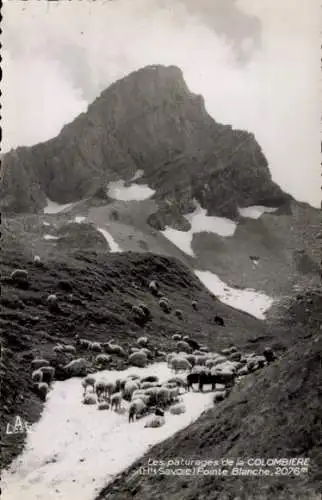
left=9, top=266, right=277, bottom=424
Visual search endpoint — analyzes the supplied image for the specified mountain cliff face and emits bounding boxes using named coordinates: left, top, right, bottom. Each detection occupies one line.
left=0, top=64, right=289, bottom=219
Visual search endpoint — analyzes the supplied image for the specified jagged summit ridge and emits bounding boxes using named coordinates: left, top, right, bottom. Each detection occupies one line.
left=1, top=64, right=289, bottom=217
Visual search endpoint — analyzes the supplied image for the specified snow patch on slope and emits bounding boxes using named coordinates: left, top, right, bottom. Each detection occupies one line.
left=43, top=234, right=60, bottom=241
left=195, top=270, right=274, bottom=320
left=161, top=202, right=237, bottom=257
left=2, top=363, right=213, bottom=500
left=43, top=199, right=76, bottom=214
left=107, top=180, right=155, bottom=201
left=97, top=227, right=122, bottom=252
left=238, top=205, right=278, bottom=219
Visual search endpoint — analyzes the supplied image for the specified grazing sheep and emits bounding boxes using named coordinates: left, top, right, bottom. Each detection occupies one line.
left=10, top=269, right=28, bottom=284
left=148, top=280, right=160, bottom=296
left=129, top=351, right=148, bottom=368
left=185, top=354, right=196, bottom=367
left=172, top=333, right=182, bottom=341
left=229, top=346, right=237, bottom=354
left=159, top=297, right=171, bottom=313
left=167, top=352, right=177, bottom=367
left=214, top=315, right=225, bottom=326
left=89, top=342, right=103, bottom=353
left=105, top=381, right=116, bottom=397
left=131, top=305, right=149, bottom=325
left=77, top=338, right=92, bottom=349
left=175, top=309, right=184, bottom=320
left=36, top=382, right=49, bottom=401
left=124, top=380, right=140, bottom=401
left=169, top=387, right=180, bottom=402
left=186, top=338, right=201, bottom=351
left=263, top=347, right=276, bottom=363
left=237, top=367, right=248, bottom=376
left=39, top=366, right=55, bottom=383
left=221, top=348, right=231, bottom=356
left=156, top=387, right=171, bottom=407
left=192, top=300, right=198, bottom=311
left=62, top=345, right=76, bottom=354
left=140, top=348, right=153, bottom=359
left=192, top=365, right=207, bottom=374
left=170, top=356, right=192, bottom=373
left=110, top=392, right=123, bottom=411
left=138, top=303, right=151, bottom=318
left=98, top=402, right=110, bottom=410
left=169, top=403, right=186, bottom=415
left=140, top=381, right=155, bottom=390
left=129, top=399, right=146, bottom=422
left=47, top=294, right=59, bottom=313
left=33, top=255, right=42, bottom=266
left=199, top=346, right=209, bottom=353
left=144, top=416, right=165, bottom=428
left=137, top=336, right=148, bottom=347
left=53, top=344, right=64, bottom=353
left=95, top=354, right=111, bottom=367
left=130, top=347, right=140, bottom=354
left=82, top=375, right=96, bottom=395
left=229, top=352, right=242, bottom=362
left=83, top=394, right=97, bottom=405
left=94, top=380, right=108, bottom=401
left=205, top=359, right=217, bottom=369
left=64, top=358, right=87, bottom=377
left=195, top=356, right=207, bottom=366
left=176, top=341, right=192, bottom=354
left=31, top=369, right=43, bottom=383
left=31, top=359, right=50, bottom=370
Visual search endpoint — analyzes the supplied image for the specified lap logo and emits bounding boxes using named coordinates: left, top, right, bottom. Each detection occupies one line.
left=5, top=416, right=30, bottom=435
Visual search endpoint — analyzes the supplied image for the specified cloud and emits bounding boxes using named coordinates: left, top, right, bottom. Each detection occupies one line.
left=2, top=0, right=320, bottom=206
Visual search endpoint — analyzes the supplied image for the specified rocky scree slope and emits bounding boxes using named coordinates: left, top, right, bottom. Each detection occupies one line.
left=96, top=288, right=322, bottom=500
left=0, top=246, right=270, bottom=470
left=1, top=64, right=289, bottom=221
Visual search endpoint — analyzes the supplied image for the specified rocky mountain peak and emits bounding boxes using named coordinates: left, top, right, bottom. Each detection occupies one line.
left=1, top=64, right=290, bottom=218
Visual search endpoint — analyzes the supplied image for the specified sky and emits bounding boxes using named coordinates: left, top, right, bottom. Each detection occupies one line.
left=2, top=0, right=321, bottom=207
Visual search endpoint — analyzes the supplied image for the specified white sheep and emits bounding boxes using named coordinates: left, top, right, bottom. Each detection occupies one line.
left=194, top=356, right=207, bottom=366
left=144, top=416, right=165, bottom=428
left=82, top=375, right=96, bottom=395
left=166, top=352, right=177, bottom=367
left=137, top=336, right=148, bottom=347
left=47, top=294, right=59, bottom=312
left=176, top=340, right=192, bottom=354
left=199, top=346, right=209, bottom=353
left=95, top=354, right=111, bottom=366
left=128, top=351, right=148, bottom=368
left=65, top=358, right=87, bottom=377
left=172, top=333, right=182, bottom=341
left=110, top=391, right=123, bottom=411
left=124, top=380, right=140, bottom=400
left=33, top=255, right=42, bottom=266
left=89, top=342, right=103, bottom=353
left=36, top=382, right=49, bottom=401
left=94, top=380, right=109, bottom=401
left=62, top=345, right=76, bottom=354
left=83, top=394, right=97, bottom=405
left=39, top=366, right=55, bottom=383
left=130, top=347, right=140, bottom=354
left=98, top=402, right=110, bottom=410
left=10, top=269, right=28, bottom=281
left=31, top=369, right=43, bottom=383
left=170, top=356, right=192, bottom=373
left=169, top=403, right=186, bottom=415
left=53, top=344, right=64, bottom=353
left=31, top=359, right=50, bottom=370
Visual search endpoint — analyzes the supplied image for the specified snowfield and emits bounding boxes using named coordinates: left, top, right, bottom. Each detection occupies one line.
left=107, top=179, right=155, bottom=201
left=43, top=234, right=60, bottom=241
left=195, top=270, right=274, bottom=320
left=97, top=227, right=122, bottom=252
left=161, top=202, right=237, bottom=257
left=238, top=205, right=278, bottom=219
left=2, top=363, right=214, bottom=500
left=43, top=199, right=76, bottom=214
left=73, top=216, right=87, bottom=223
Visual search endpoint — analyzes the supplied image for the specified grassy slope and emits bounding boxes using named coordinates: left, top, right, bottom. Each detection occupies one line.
left=96, top=289, right=322, bottom=500
left=0, top=247, right=268, bottom=470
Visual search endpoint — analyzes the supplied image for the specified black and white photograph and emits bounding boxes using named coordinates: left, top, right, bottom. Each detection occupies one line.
left=0, top=1, right=321, bottom=499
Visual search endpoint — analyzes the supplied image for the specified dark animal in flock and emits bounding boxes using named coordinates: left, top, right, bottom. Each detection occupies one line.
left=185, top=338, right=201, bottom=351
left=129, top=404, right=137, bottom=423
left=214, top=315, right=225, bottom=326
left=155, top=408, right=165, bottom=417
left=187, top=371, right=235, bottom=392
